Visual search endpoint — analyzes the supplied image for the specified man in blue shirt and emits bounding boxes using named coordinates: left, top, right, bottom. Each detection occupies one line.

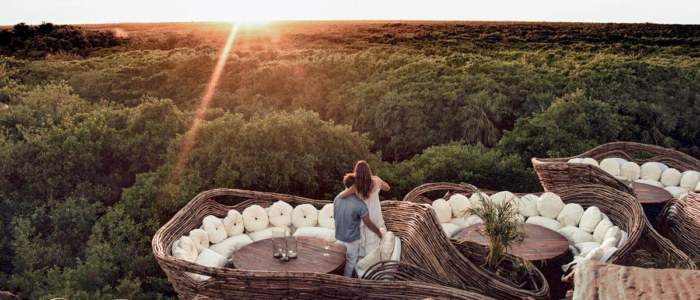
left=334, top=175, right=382, bottom=277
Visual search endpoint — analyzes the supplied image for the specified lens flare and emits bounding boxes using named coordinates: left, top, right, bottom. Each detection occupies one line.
left=167, top=22, right=240, bottom=186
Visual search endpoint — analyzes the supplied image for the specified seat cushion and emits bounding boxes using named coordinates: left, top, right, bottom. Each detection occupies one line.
left=432, top=199, right=452, bottom=223
left=537, top=192, right=565, bottom=219
left=176, top=236, right=199, bottom=260
left=209, top=234, right=254, bottom=258
left=518, top=194, right=540, bottom=217
left=634, top=179, right=665, bottom=188
left=191, top=248, right=228, bottom=280
left=556, top=203, right=584, bottom=227
left=223, top=210, right=245, bottom=237
left=292, top=204, right=319, bottom=228
left=593, top=219, right=614, bottom=243
left=268, top=201, right=294, bottom=228
left=448, top=194, right=471, bottom=218
left=526, top=216, right=563, bottom=232
left=575, top=242, right=602, bottom=257
left=318, top=203, right=335, bottom=229
left=293, top=226, right=336, bottom=243
left=441, top=223, right=463, bottom=238
left=203, top=215, right=228, bottom=244
left=242, top=205, right=270, bottom=233
left=248, top=226, right=292, bottom=242
left=664, top=186, right=688, bottom=198
left=379, top=231, right=396, bottom=261
left=579, top=206, right=603, bottom=233
left=450, top=215, right=483, bottom=228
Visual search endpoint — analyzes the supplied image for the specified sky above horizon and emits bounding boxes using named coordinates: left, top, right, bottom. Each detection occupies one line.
left=3, top=0, right=699, bottom=25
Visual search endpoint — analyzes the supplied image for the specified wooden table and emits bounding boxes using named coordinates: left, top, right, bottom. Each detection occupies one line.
left=231, top=236, right=345, bottom=274
left=634, top=182, right=673, bottom=227
left=456, top=223, right=570, bottom=263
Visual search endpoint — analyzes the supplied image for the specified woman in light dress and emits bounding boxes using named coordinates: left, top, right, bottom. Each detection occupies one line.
left=339, top=160, right=390, bottom=255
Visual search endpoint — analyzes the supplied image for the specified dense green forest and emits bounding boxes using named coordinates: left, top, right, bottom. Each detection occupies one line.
left=0, top=21, right=699, bottom=299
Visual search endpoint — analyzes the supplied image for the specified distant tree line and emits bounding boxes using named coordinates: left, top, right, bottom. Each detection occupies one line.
left=0, top=22, right=123, bottom=58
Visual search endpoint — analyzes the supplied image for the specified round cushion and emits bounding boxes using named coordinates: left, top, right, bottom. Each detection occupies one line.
left=450, top=215, right=483, bottom=228
left=518, top=194, right=540, bottom=217
left=188, top=229, right=210, bottom=253
left=579, top=206, right=603, bottom=233
left=242, top=205, right=270, bottom=233
left=318, top=203, right=335, bottom=229
left=582, top=158, right=598, bottom=167
left=593, top=219, right=613, bottom=243
left=556, top=203, right=584, bottom=227
left=202, top=215, right=228, bottom=244
left=664, top=186, right=688, bottom=198
left=575, top=242, right=601, bottom=257
left=537, top=192, right=565, bottom=219
left=605, top=226, right=622, bottom=242
left=640, top=162, right=663, bottom=181
left=600, top=158, right=622, bottom=176
left=490, top=191, right=517, bottom=207
left=680, top=171, right=700, bottom=191
left=432, top=199, right=452, bottom=223
left=568, top=158, right=584, bottom=163
left=620, top=162, right=641, bottom=180
left=292, top=204, right=319, bottom=228
left=469, top=192, right=490, bottom=209
left=268, top=201, right=293, bottom=228
left=223, top=209, right=245, bottom=237
left=600, top=237, right=618, bottom=254
left=660, top=168, right=682, bottom=187
left=177, top=236, right=199, bottom=260
left=525, top=216, right=563, bottom=232
left=448, top=194, right=471, bottom=218
left=583, top=247, right=604, bottom=261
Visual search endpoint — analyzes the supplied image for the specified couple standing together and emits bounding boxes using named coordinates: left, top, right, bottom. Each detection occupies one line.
left=333, top=160, right=390, bottom=277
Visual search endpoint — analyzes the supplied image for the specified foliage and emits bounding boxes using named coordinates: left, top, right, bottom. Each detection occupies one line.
left=633, top=250, right=699, bottom=269
left=0, top=23, right=123, bottom=59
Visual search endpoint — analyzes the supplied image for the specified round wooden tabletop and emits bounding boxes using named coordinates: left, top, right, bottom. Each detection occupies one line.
left=634, top=182, right=673, bottom=205
left=456, top=223, right=570, bottom=262
left=231, top=236, right=345, bottom=274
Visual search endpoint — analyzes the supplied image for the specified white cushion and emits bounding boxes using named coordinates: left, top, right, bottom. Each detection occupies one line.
left=582, top=247, right=604, bottom=262
left=203, top=215, right=228, bottom=244
left=558, top=226, right=580, bottom=241
left=556, top=203, right=584, bottom=227
left=537, top=192, right=565, bottom=219
left=173, top=246, right=197, bottom=262
left=379, top=231, right=395, bottom=260
left=641, top=162, right=663, bottom=181
left=604, top=226, right=622, bottom=242
left=660, top=168, right=682, bottom=187
left=558, top=226, right=594, bottom=244
left=450, top=215, right=483, bottom=228
left=292, top=204, right=319, bottom=228
left=575, top=242, right=601, bottom=257
left=356, top=246, right=382, bottom=276
left=318, top=204, right=335, bottom=229
left=526, top=216, right=563, bottom=232
left=655, top=162, right=670, bottom=172
left=448, top=194, right=471, bottom=218
left=192, top=248, right=228, bottom=280
left=680, top=171, right=700, bottom=191
left=432, top=199, right=452, bottom=223
left=293, top=226, right=336, bottom=243
left=600, top=247, right=618, bottom=263
left=696, top=181, right=700, bottom=191
left=223, top=210, right=245, bottom=237
left=664, top=186, right=688, bottom=198
left=600, top=158, right=622, bottom=176
left=612, top=158, right=629, bottom=166
left=568, top=158, right=584, bottom=163
left=469, top=192, right=490, bottom=209
left=593, top=219, right=614, bottom=243
left=188, top=229, right=210, bottom=253
left=248, top=226, right=291, bottom=242
left=617, top=230, right=628, bottom=248
left=175, top=236, right=198, bottom=260
left=518, top=194, right=540, bottom=217
left=441, top=223, right=463, bottom=238
left=620, top=162, right=641, bottom=180
left=634, top=179, right=665, bottom=188
left=600, top=237, right=618, bottom=254
left=209, top=234, right=254, bottom=258
left=268, top=201, right=294, bottom=228
left=569, top=245, right=580, bottom=257
left=490, top=191, right=517, bottom=207
left=582, top=158, right=598, bottom=166
left=242, top=205, right=269, bottom=233
left=579, top=206, right=603, bottom=233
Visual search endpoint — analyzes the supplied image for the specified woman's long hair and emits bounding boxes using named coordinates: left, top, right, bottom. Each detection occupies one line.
left=353, top=160, right=373, bottom=199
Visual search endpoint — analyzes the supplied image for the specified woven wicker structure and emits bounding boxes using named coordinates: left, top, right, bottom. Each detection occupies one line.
left=658, top=191, right=700, bottom=266
left=152, top=188, right=495, bottom=299
left=531, top=141, right=700, bottom=194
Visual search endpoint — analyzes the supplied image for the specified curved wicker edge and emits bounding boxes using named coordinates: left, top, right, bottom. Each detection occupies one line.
left=657, top=191, right=700, bottom=266
left=531, top=158, right=634, bottom=195
left=402, top=182, right=640, bottom=266
left=152, top=188, right=491, bottom=300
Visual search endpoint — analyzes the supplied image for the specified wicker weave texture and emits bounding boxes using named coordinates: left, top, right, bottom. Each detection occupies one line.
left=658, top=191, right=700, bottom=266
left=152, top=188, right=492, bottom=300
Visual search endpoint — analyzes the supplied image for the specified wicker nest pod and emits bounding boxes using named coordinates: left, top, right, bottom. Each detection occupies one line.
left=152, top=188, right=491, bottom=300
left=657, top=191, right=700, bottom=266
left=531, top=141, right=700, bottom=195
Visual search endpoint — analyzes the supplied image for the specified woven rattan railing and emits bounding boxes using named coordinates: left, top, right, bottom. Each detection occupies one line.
left=658, top=191, right=700, bottom=267
left=152, top=188, right=492, bottom=299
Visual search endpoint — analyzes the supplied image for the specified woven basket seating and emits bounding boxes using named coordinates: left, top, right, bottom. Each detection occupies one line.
left=658, top=191, right=700, bottom=267
left=152, top=188, right=493, bottom=300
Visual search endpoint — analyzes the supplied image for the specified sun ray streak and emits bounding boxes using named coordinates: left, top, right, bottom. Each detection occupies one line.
left=167, top=22, right=240, bottom=186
